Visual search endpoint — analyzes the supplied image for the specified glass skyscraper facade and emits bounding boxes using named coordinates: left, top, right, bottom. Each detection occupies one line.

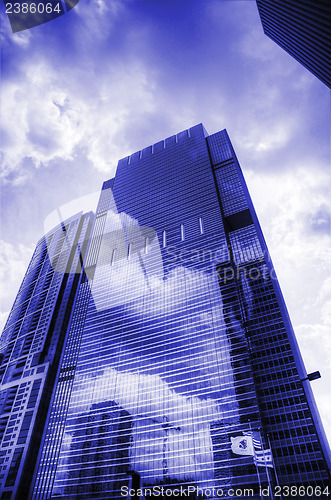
left=256, top=0, right=331, bottom=88
left=1, top=125, right=330, bottom=499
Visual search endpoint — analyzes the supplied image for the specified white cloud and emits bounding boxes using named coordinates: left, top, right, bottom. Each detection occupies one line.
left=0, top=54, right=158, bottom=182
left=12, top=30, right=32, bottom=47
left=316, top=277, right=331, bottom=326
left=252, top=121, right=294, bottom=153
left=74, top=0, right=123, bottom=40
left=296, top=324, right=331, bottom=371
left=0, top=311, right=10, bottom=336
left=246, top=165, right=330, bottom=275
left=0, top=240, right=35, bottom=324
left=295, top=322, right=331, bottom=446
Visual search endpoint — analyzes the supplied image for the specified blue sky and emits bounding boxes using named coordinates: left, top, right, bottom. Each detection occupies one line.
left=1, top=0, right=330, bottom=442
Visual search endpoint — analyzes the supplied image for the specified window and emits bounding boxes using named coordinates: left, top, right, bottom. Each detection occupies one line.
left=199, top=217, right=204, bottom=235
left=111, top=249, right=116, bottom=266
left=127, top=243, right=132, bottom=260
left=180, top=224, right=185, bottom=241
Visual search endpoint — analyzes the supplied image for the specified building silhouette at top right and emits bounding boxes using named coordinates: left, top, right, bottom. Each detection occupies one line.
left=256, top=0, right=331, bottom=88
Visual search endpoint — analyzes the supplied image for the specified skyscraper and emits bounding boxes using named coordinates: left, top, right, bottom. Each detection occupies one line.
left=1, top=125, right=330, bottom=499
left=0, top=211, right=94, bottom=498
left=256, top=0, right=331, bottom=88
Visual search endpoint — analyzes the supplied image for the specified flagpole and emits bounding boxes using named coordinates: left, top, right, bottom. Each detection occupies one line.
left=267, top=434, right=282, bottom=500
left=249, top=421, right=263, bottom=499
left=259, top=428, right=274, bottom=500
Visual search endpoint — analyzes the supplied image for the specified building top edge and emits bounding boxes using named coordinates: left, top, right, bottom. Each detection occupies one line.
left=116, top=123, right=209, bottom=169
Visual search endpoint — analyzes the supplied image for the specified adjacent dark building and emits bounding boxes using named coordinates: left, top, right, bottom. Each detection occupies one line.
left=256, top=0, right=331, bottom=88
left=0, top=125, right=330, bottom=499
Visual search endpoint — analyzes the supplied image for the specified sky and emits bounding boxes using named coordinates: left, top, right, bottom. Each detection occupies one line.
left=1, top=0, right=330, bottom=445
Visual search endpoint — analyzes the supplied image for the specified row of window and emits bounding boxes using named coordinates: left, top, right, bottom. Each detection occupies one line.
left=104, top=218, right=206, bottom=264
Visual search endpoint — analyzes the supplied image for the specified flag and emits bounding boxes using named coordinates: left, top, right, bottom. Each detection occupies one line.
left=254, top=449, right=274, bottom=468
left=243, top=430, right=262, bottom=450
left=230, top=435, right=254, bottom=456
